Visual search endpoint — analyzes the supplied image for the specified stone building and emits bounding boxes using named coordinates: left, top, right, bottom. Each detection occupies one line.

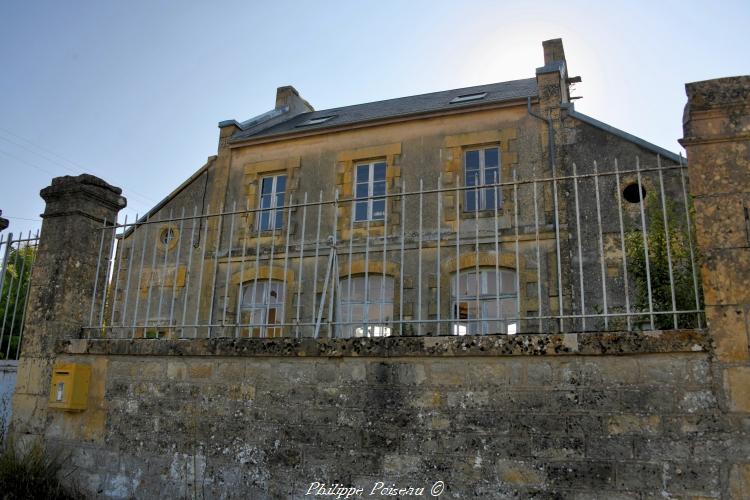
left=108, top=37, right=686, bottom=341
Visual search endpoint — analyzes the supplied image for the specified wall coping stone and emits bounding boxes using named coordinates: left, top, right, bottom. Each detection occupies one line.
left=60, top=329, right=709, bottom=358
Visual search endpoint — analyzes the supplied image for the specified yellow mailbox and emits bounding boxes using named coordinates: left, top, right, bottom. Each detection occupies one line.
left=49, top=362, right=91, bottom=411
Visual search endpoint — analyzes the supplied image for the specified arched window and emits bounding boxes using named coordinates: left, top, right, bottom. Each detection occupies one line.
left=337, top=275, right=394, bottom=337
left=451, top=269, right=517, bottom=335
left=241, top=280, right=285, bottom=337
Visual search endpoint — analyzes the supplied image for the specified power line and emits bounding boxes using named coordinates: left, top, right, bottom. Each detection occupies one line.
left=0, top=127, right=158, bottom=204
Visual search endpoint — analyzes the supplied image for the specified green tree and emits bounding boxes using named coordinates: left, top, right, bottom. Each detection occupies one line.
left=0, top=245, right=36, bottom=359
left=625, top=192, right=703, bottom=329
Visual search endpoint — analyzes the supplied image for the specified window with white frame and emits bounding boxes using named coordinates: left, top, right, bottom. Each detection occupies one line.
left=354, top=161, right=386, bottom=222
left=337, top=275, right=394, bottom=337
left=464, top=147, right=500, bottom=211
left=241, top=280, right=285, bottom=337
left=257, top=174, right=286, bottom=231
left=451, top=269, right=517, bottom=335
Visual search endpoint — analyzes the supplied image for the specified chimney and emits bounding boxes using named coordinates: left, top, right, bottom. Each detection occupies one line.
left=536, top=38, right=571, bottom=112
left=275, top=86, right=314, bottom=115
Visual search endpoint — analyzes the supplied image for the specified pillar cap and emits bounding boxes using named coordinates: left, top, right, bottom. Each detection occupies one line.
left=40, top=174, right=127, bottom=220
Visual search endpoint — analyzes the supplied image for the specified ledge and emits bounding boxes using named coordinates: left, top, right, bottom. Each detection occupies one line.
left=58, top=329, right=710, bottom=358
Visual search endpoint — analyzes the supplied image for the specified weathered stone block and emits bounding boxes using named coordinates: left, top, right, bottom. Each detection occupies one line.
left=724, top=366, right=750, bottom=413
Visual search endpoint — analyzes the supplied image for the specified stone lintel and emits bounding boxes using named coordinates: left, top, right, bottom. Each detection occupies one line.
left=61, top=329, right=710, bottom=358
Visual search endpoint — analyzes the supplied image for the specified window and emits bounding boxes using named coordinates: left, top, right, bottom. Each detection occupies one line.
left=337, top=275, right=394, bottom=337
left=241, top=280, right=285, bottom=337
left=464, top=147, right=500, bottom=211
left=354, top=161, right=386, bottom=222
left=297, top=115, right=336, bottom=127
left=450, top=92, right=487, bottom=104
left=451, top=269, right=517, bottom=335
left=257, top=174, right=286, bottom=231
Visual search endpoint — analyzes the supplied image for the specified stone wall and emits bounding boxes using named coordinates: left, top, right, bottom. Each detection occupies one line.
left=42, top=331, right=739, bottom=499
left=0, top=360, right=16, bottom=437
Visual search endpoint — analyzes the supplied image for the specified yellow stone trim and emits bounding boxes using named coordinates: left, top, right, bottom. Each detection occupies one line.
left=230, top=264, right=295, bottom=285
left=338, top=259, right=399, bottom=278
left=336, top=143, right=401, bottom=162
left=242, top=157, right=301, bottom=243
left=441, top=251, right=517, bottom=273
left=157, top=224, right=180, bottom=252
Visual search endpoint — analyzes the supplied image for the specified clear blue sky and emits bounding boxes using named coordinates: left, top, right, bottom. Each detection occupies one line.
left=1, top=0, right=748, bottom=238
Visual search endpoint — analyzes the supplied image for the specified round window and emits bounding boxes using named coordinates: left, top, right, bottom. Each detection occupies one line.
left=622, top=183, right=646, bottom=203
left=160, top=228, right=176, bottom=245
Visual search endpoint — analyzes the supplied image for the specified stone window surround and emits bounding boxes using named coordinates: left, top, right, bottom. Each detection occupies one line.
left=243, top=157, right=301, bottom=245
left=335, top=143, right=402, bottom=241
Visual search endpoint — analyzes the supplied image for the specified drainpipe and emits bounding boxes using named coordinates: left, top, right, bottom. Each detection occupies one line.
left=526, top=96, right=565, bottom=331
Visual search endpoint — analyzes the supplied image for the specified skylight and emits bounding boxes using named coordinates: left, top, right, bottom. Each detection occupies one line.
left=450, top=92, right=487, bottom=104
left=297, top=115, right=336, bottom=127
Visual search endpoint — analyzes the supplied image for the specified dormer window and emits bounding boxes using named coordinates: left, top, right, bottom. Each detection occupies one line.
left=450, top=92, right=487, bottom=104
left=297, top=115, right=336, bottom=127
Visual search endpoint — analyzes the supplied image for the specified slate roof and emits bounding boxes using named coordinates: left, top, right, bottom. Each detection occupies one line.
left=230, top=77, right=538, bottom=142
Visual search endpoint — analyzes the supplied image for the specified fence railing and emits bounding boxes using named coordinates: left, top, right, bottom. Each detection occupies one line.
left=0, top=231, right=40, bottom=359
left=84, top=156, right=703, bottom=339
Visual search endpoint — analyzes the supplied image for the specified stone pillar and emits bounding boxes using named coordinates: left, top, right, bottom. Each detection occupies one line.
left=680, top=76, right=750, bottom=496
left=10, top=174, right=125, bottom=441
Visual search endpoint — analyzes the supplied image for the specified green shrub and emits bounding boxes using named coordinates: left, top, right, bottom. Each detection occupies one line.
left=0, top=437, right=79, bottom=500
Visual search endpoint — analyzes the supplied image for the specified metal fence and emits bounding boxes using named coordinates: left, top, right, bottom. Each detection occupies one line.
left=0, top=231, right=40, bottom=359
left=84, top=156, right=703, bottom=339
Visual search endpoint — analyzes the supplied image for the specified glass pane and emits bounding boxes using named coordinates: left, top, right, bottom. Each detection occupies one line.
left=484, top=148, right=499, bottom=168
left=275, top=175, right=286, bottom=193
left=502, top=271, right=516, bottom=293
left=465, top=150, right=480, bottom=170
left=356, top=164, right=370, bottom=182
left=465, top=170, right=479, bottom=187
left=485, top=187, right=496, bottom=210
left=355, top=201, right=368, bottom=221
left=372, top=200, right=385, bottom=219
left=261, top=177, right=274, bottom=194
left=372, top=181, right=386, bottom=196
left=356, top=183, right=369, bottom=198
left=274, top=209, right=284, bottom=230
left=373, top=162, right=386, bottom=180
left=465, top=191, right=476, bottom=212
left=260, top=195, right=272, bottom=209
left=275, top=193, right=284, bottom=209
left=259, top=212, right=270, bottom=231
left=484, top=167, right=499, bottom=185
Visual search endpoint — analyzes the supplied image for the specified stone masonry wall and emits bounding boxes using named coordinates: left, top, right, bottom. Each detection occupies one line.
left=35, top=331, right=746, bottom=499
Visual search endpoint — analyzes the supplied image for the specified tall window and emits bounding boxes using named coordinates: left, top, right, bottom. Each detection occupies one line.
left=337, top=275, right=394, bottom=337
left=354, top=161, right=386, bottom=222
left=257, top=174, right=286, bottom=231
left=464, top=147, right=500, bottom=211
left=452, top=269, right=517, bottom=335
left=241, top=280, right=285, bottom=337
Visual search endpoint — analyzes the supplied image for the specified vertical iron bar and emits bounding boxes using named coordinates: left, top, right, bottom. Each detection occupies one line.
left=208, top=207, right=225, bottom=338
left=281, top=195, right=294, bottom=336
left=614, top=160, right=632, bottom=330
left=168, top=207, right=186, bottom=335
left=455, top=175, right=460, bottom=335
left=156, top=209, right=174, bottom=331
left=417, top=178, right=423, bottom=335
left=380, top=188, right=388, bottom=335
left=0, top=233, right=10, bottom=300
left=474, top=183, right=480, bottom=335
left=235, top=200, right=250, bottom=337
left=88, top=218, right=108, bottom=328
left=194, top=206, right=211, bottom=338
left=328, top=189, right=339, bottom=338
left=98, top=218, right=117, bottom=335
left=222, top=202, right=238, bottom=329
left=533, top=179, right=542, bottom=332
left=0, top=235, right=19, bottom=353
left=346, top=191, right=356, bottom=338
left=436, top=174, right=442, bottom=335
left=679, top=154, right=702, bottom=328
left=636, top=157, right=655, bottom=330
left=593, top=161, right=609, bottom=329
left=295, top=193, right=308, bottom=337
left=513, top=171, right=521, bottom=334
left=311, top=191, right=323, bottom=336
left=144, top=215, right=162, bottom=336
left=120, top=214, right=138, bottom=335
left=493, top=171, right=501, bottom=334
left=399, top=180, right=406, bottom=334
left=363, top=203, right=371, bottom=337
left=551, top=156, right=564, bottom=332
left=250, top=203, right=262, bottom=337
left=657, top=156, right=678, bottom=329
left=14, top=230, right=40, bottom=360
left=6, top=231, right=30, bottom=359
left=572, top=163, right=587, bottom=330
left=132, top=215, right=151, bottom=338
left=109, top=215, right=128, bottom=335
left=180, top=206, right=198, bottom=338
